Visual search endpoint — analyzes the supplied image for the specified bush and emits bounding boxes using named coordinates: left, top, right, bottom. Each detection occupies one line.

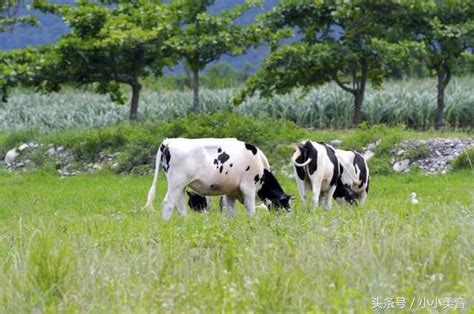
left=451, top=147, right=473, bottom=171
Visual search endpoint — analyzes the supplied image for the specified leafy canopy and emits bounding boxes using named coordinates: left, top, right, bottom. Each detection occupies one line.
left=235, top=0, right=424, bottom=103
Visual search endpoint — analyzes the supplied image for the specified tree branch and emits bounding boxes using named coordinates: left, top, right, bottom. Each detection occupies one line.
left=333, top=75, right=355, bottom=94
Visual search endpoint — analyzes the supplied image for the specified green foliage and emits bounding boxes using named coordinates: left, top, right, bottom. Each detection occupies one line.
left=402, top=143, right=431, bottom=161
left=27, top=232, right=73, bottom=304
left=0, top=172, right=472, bottom=311
left=146, top=61, right=250, bottom=90
left=238, top=0, right=425, bottom=126
left=70, top=128, right=128, bottom=161
left=399, top=0, right=474, bottom=129
left=451, top=147, right=474, bottom=171
left=168, top=0, right=266, bottom=112
left=28, top=0, right=178, bottom=120
left=0, top=0, right=37, bottom=32
left=169, top=0, right=263, bottom=72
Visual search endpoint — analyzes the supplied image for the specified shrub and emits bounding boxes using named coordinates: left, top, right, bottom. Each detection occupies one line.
left=451, top=147, right=474, bottom=171
left=402, top=143, right=431, bottom=161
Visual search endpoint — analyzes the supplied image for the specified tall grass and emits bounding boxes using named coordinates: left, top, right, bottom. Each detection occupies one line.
left=0, top=77, right=472, bottom=132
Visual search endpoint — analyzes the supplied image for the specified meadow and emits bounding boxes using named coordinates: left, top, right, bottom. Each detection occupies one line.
left=0, top=170, right=472, bottom=312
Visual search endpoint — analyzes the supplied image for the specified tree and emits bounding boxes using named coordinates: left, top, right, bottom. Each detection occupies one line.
left=236, top=1, right=423, bottom=127
left=402, top=1, right=474, bottom=130
left=167, top=0, right=263, bottom=113
left=0, top=0, right=38, bottom=100
left=0, top=0, right=37, bottom=32
left=29, top=0, right=177, bottom=120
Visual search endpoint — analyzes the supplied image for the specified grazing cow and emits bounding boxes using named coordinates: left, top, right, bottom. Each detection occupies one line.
left=291, top=140, right=340, bottom=209
left=334, top=149, right=370, bottom=204
left=145, top=138, right=291, bottom=219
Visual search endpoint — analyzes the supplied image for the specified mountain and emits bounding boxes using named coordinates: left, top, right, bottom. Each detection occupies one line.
left=0, top=0, right=279, bottom=71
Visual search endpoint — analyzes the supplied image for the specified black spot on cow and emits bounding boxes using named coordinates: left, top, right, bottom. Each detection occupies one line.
left=217, top=148, right=222, bottom=153
left=257, top=169, right=291, bottom=211
left=353, top=152, right=367, bottom=188
left=161, top=145, right=171, bottom=172
left=159, top=144, right=165, bottom=152
left=297, top=141, right=318, bottom=175
left=230, top=163, right=233, bottom=167
left=254, top=174, right=260, bottom=183
left=365, top=177, right=370, bottom=193
left=187, top=191, right=208, bottom=212
left=324, top=145, right=339, bottom=186
left=245, top=143, right=258, bottom=155
left=294, top=150, right=306, bottom=180
left=225, top=171, right=228, bottom=175
left=219, top=166, right=223, bottom=173
left=245, top=166, right=250, bottom=171
left=213, top=159, right=218, bottom=165
left=217, top=151, right=230, bottom=164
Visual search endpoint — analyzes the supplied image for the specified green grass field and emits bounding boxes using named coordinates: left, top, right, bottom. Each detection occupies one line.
left=0, top=171, right=472, bottom=312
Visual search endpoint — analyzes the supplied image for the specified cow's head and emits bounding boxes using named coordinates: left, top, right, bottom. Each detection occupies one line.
left=334, top=178, right=357, bottom=206
left=186, top=191, right=208, bottom=212
left=258, top=169, right=292, bottom=212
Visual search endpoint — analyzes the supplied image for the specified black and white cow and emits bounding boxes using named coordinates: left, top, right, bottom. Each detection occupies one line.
left=291, top=140, right=340, bottom=209
left=145, top=138, right=291, bottom=219
left=334, top=149, right=370, bottom=204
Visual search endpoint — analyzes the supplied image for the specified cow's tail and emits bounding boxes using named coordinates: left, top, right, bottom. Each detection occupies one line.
left=145, top=144, right=163, bottom=210
left=291, top=146, right=312, bottom=167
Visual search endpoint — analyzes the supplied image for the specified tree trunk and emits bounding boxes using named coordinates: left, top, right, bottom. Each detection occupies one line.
left=435, top=66, right=451, bottom=130
left=192, top=68, right=200, bottom=113
left=129, top=81, right=141, bottom=121
left=352, top=90, right=365, bottom=127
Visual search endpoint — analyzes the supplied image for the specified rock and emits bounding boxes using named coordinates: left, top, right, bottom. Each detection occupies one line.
left=111, top=163, right=120, bottom=172
left=18, top=143, right=29, bottom=152
left=4, top=148, right=20, bottom=165
left=363, top=150, right=375, bottom=161
left=393, top=138, right=474, bottom=174
left=47, top=147, right=57, bottom=156
left=330, top=139, right=342, bottom=147
left=396, top=149, right=405, bottom=156
left=367, top=143, right=377, bottom=152
left=393, top=159, right=410, bottom=173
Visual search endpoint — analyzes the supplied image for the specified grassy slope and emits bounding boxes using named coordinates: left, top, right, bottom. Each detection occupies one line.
left=0, top=171, right=472, bottom=312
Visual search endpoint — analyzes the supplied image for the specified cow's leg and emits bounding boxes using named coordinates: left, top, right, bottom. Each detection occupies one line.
left=162, top=191, right=177, bottom=220
left=310, top=179, right=322, bottom=209
left=176, top=190, right=187, bottom=218
left=240, top=186, right=256, bottom=216
left=223, top=195, right=236, bottom=216
left=358, top=190, right=368, bottom=204
left=205, top=196, right=212, bottom=212
left=325, top=185, right=336, bottom=209
left=162, top=181, right=187, bottom=220
left=293, top=168, right=307, bottom=203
